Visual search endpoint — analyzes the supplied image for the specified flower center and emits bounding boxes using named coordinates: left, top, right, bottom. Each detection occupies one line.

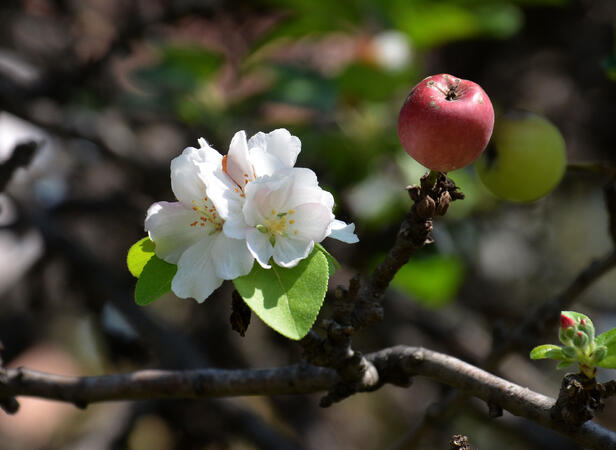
left=189, top=197, right=223, bottom=233
left=266, top=214, right=288, bottom=236
left=256, top=209, right=298, bottom=244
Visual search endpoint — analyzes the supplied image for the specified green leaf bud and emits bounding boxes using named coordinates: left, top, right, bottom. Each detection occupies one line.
left=562, top=346, right=577, bottom=359
left=592, top=346, right=608, bottom=364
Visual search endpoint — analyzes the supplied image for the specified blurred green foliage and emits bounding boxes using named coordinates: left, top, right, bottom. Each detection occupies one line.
left=391, top=253, right=466, bottom=307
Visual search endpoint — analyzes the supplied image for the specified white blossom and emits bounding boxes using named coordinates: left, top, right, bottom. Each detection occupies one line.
left=145, top=139, right=254, bottom=302
left=144, top=129, right=359, bottom=302
left=243, top=168, right=338, bottom=268
left=206, top=129, right=358, bottom=249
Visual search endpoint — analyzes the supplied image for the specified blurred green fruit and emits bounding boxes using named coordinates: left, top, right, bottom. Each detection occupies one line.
left=475, top=111, right=566, bottom=202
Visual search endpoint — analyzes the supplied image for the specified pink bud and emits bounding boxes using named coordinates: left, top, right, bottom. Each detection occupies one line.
left=560, top=314, right=575, bottom=329
left=577, top=331, right=584, bottom=337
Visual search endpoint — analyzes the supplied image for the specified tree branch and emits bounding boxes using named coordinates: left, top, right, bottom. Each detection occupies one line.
left=301, top=172, right=464, bottom=405
left=2, top=345, right=616, bottom=449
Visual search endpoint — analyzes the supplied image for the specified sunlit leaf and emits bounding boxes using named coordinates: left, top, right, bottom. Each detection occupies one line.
left=315, top=242, right=340, bottom=276
left=233, top=249, right=329, bottom=340
left=530, top=344, right=564, bottom=360
left=127, top=237, right=155, bottom=278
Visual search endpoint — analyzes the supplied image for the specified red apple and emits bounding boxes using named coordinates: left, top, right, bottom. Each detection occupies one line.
left=398, top=74, right=494, bottom=172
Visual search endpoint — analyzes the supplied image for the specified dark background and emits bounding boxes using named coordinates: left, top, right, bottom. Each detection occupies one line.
left=0, top=0, right=615, bottom=448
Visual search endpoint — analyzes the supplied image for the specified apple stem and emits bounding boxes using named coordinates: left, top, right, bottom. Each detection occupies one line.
left=424, top=170, right=441, bottom=188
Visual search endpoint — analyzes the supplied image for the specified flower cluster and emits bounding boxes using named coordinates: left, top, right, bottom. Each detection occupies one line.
left=145, top=129, right=358, bottom=302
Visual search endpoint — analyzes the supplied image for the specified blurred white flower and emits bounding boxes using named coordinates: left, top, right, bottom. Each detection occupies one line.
left=371, top=30, right=413, bottom=72
left=145, top=139, right=253, bottom=302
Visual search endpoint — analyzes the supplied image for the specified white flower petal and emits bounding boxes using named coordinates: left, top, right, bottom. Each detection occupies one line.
left=249, top=147, right=286, bottom=178
left=201, top=165, right=244, bottom=219
left=246, top=228, right=273, bottom=269
left=287, top=203, right=333, bottom=242
left=226, top=130, right=254, bottom=187
left=265, top=174, right=294, bottom=212
left=289, top=185, right=334, bottom=211
left=243, top=174, right=293, bottom=225
left=249, top=129, right=301, bottom=169
left=246, top=131, right=267, bottom=151
left=172, top=237, right=223, bottom=303
left=291, top=167, right=318, bottom=187
left=327, top=219, right=359, bottom=243
left=273, top=237, right=314, bottom=268
left=223, top=215, right=248, bottom=240
left=243, top=180, right=270, bottom=226
left=145, top=201, right=206, bottom=263
left=212, top=234, right=254, bottom=279
left=170, top=144, right=221, bottom=207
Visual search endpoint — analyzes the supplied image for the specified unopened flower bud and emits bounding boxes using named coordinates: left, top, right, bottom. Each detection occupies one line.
left=573, top=330, right=589, bottom=348
left=565, top=327, right=576, bottom=340
left=578, top=322, right=595, bottom=341
left=560, top=313, right=575, bottom=329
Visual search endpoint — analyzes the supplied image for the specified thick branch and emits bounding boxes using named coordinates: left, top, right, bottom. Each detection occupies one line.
left=2, top=346, right=616, bottom=449
left=0, top=364, right=336, bottom=404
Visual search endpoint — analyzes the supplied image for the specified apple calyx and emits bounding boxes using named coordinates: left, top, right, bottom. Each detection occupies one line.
left=427, top=77, right=463, bottom=101
left=407, top=171, right=465, bottom=224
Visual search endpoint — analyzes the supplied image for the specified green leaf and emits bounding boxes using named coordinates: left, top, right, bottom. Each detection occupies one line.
left=597, top=356, right=616, bottom=369
left=127, top=237, right=156, bottom=278
left=135, top=255, right=177, bottom=306
left=530, top=344, right=564, bottom=360
left=597, top=328, right=616, bottom=369
left=557, top=360, right=576, bottom=370
left=315, top=243, right=340, bottom=276
left=232, top=249, right=329, bottom=340
left=596, top=328, right=616, bottom=347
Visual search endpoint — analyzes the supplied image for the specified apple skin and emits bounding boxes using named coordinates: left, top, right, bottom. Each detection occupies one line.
left=475, top=111, right=566, bottom=202
left=397, top=73, right=495, bottom=172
